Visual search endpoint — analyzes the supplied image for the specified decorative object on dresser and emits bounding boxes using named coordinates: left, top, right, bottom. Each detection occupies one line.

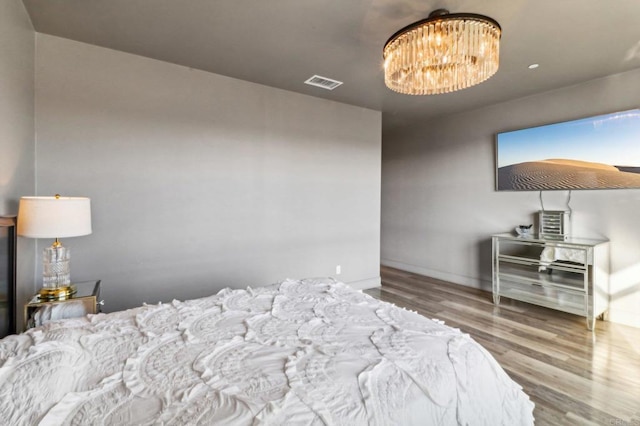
left=515, top=224, right=533, bottom=237
left=0, top=216, right=17, bottom=338
left=538, top=210, right=571, bottom=240
left=492, top=233, right=610, bottom=330
left=17, top=194, right=92, bottom=300
left=23, top=280, right=102, bottom=330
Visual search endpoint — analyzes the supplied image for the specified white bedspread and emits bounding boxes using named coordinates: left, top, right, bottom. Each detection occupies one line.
left=0, top=278, right=534, bottom=425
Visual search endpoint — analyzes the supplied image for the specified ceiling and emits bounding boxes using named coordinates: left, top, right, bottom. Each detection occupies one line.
left=22, top=0, right=640, bottom=130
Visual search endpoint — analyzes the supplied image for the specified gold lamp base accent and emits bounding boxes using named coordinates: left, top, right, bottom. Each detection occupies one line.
left=39, top=285, right=77, bottom=301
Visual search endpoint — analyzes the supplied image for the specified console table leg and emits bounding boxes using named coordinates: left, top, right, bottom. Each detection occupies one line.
left=493, top=294, right=500, bottom=305
left=586, top=316, right=595, bottom=331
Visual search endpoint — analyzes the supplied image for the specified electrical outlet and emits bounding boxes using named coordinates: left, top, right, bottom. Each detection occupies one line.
left=336, top=265, right=341, bottom=275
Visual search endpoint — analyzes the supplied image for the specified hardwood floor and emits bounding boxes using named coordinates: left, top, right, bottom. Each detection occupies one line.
left=365, top=266, right=640, bottom=426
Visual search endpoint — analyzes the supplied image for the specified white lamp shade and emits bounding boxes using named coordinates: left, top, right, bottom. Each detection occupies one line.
left=17, top=196, right=92, bottom=238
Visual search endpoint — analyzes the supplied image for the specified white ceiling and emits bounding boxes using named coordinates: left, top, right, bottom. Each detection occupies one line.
left=22, top=0, right=640, bottom=130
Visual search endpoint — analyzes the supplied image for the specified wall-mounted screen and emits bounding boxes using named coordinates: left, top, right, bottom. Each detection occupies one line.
left=496, top=109, right=640, bottom=191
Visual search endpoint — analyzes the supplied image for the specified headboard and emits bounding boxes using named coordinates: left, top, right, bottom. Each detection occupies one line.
left=0, top=216, right=17, bottom=337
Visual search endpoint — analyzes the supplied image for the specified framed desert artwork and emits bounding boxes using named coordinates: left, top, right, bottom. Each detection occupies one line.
left=496, top=109, right=640, bottom=191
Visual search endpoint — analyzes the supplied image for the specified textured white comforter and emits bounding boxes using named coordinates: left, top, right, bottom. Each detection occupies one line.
left=0, top=278, right=534, bottom=425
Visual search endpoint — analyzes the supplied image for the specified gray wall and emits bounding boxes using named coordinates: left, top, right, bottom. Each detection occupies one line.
left=0, top=0, right=36, bottom=330
left=35, top=35, right=381, bottom=312
left=382, top=68, right=640, bottom=328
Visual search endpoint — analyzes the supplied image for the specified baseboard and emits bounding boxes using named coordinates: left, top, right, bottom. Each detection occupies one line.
left=381, top=259, right=490, bottom=291
left=344, top=275, right=381, bottom=290
left=607, top=310, right=640, bottom=329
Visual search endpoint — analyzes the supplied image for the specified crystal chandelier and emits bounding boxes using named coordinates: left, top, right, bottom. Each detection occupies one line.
left=383, top=9, right=501, bottom=95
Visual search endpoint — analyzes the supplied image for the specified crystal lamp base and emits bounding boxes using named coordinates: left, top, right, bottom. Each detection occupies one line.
left=40, top=244, right=75, bottom=300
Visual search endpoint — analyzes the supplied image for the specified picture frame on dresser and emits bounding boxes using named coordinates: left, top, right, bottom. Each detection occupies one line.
left=0, top=216, right=17, bottom=338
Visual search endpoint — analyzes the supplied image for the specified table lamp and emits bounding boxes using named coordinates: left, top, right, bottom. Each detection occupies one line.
left=17, top=194, right=92, bottom=300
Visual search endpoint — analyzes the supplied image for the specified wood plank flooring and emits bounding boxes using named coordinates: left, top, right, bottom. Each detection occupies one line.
left=365, top=266, right=640, bottom=425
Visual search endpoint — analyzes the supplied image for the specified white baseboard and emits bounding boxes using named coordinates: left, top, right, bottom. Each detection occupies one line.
left=344, top=275, right=381, bottom=290
left=607, top=310, right=640, bottom=329
left=381, top=259, right=490, bottom=291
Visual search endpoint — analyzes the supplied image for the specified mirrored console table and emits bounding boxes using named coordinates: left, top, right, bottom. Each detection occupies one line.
left=492, top=233, right=610, bottom=330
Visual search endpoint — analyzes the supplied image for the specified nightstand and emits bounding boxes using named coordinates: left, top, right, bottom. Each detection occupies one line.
left=24, top=280, right=102, bottom=330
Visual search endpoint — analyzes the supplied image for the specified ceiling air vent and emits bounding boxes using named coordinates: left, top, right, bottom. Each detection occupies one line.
left=304, top=75, right=343, bottom=90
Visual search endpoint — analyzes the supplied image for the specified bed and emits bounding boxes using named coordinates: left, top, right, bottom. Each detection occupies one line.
left=0, top=277, right=534, bottom=425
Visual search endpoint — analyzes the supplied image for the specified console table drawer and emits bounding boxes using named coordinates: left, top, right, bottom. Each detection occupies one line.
left=497, top=260, right=587, bottom=292
left=499, top=279, right=587, bottom=317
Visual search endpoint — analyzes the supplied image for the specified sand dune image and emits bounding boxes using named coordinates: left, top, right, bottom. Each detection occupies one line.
left=498, top=158, right=640, bottom=190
